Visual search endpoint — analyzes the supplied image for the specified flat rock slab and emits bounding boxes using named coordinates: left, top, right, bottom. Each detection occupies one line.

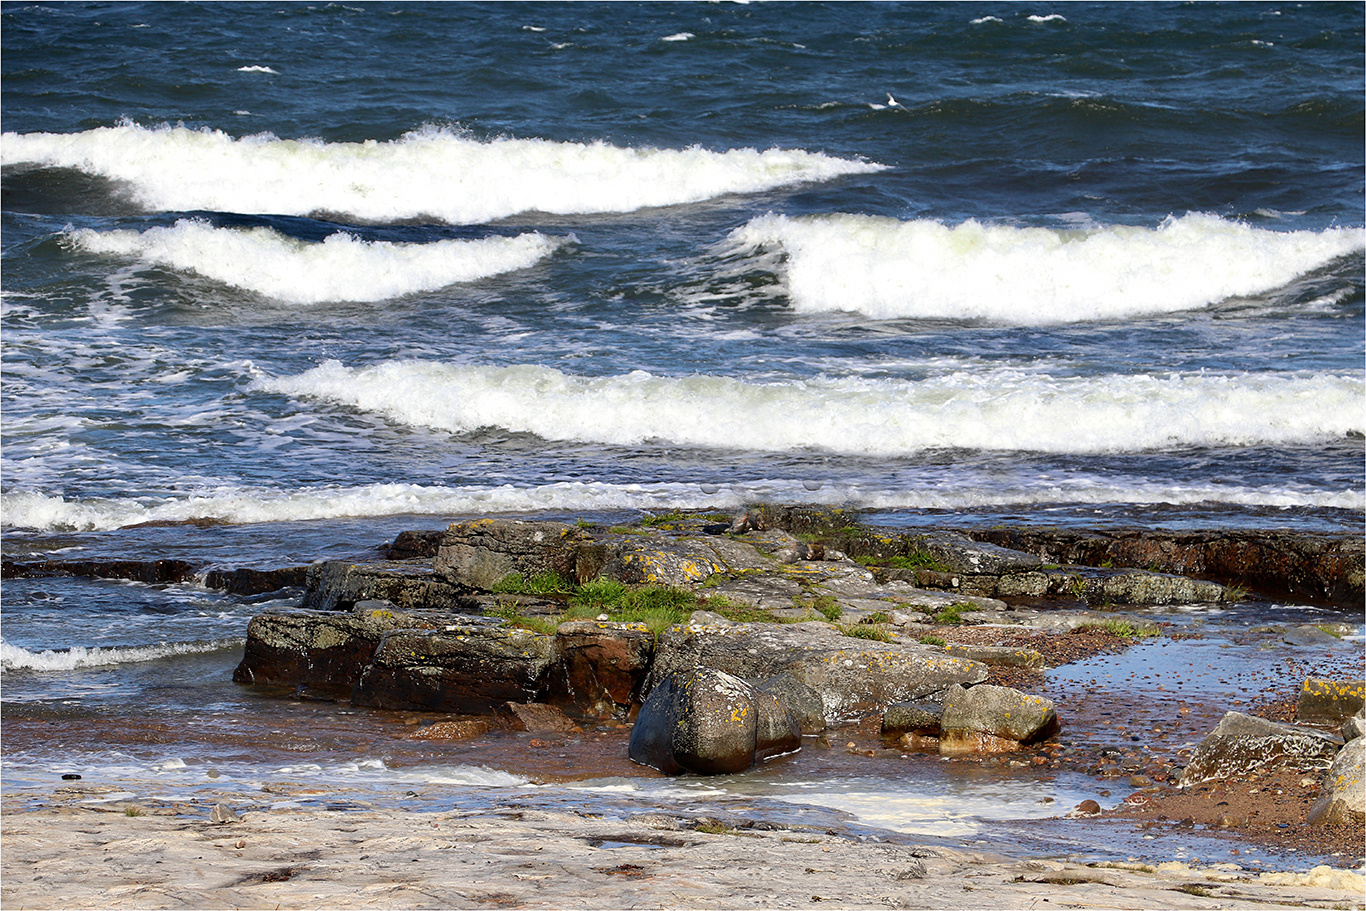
left=6, top=804, right=1365, bottom=910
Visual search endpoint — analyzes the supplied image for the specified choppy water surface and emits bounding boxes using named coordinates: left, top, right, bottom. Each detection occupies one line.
left=2, top=1, right=1362, bottom=869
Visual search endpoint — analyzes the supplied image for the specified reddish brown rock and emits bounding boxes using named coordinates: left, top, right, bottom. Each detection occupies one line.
left=548, top=621, right=655, bottom=719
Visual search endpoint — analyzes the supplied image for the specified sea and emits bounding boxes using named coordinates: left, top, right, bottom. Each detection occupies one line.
left=2, top=1, right=1363, bottom=869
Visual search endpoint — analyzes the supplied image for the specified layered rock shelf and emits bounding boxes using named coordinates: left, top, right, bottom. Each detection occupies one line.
left=217, top=507, right=1363, bottom=785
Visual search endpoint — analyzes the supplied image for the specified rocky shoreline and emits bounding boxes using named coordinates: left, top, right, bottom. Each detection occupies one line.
left=3, top=505, right=1364, bottom=908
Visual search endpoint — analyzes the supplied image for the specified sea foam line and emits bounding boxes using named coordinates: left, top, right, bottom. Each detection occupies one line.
left=2, top=123, right=883, bottom=224
left=727, top=212, right=1365, bottom=323
left=255, top=360, right=1364, bottom=456
left=0, top=638, right=244, bottom=672
left=66, top=220, right=565, bottom=304
left=2, top=479, right=1360, bottom=533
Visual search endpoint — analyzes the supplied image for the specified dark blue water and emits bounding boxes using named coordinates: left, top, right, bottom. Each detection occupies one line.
left=2, top=0, right=1362, bottom=868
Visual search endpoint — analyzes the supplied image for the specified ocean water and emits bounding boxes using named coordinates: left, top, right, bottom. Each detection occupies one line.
left=2, top=1, right=1363, bottom=865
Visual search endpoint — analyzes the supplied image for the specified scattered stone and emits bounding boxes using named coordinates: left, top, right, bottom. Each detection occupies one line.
left=941, top=644, right=1045, bottom=668
left=302, top=560, right=475, bottom=612
left=352, top=624, right=558, bottom=714
left=409, top=720, right=491, bottom=741
left=1179, top=711, right=1342, bottom=787
left=1074, top=799, right=1101, bottom=815
left=756, top=673, right=827, bottom=734
left=210, top=803, right=240, bottom=825
left=435, top=519, right=592, bottom=590
left=497, top=702, right=581, bottom=733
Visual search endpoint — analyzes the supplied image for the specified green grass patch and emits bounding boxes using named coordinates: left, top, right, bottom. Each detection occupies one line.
left=490, top=571, right=573, bottom=596
left=918, top=634, right=947, bottom=647
left=840, top=623, right=892, bottom=642
left=1075, top=618, right=1159, bottom=640
left=932, top=602, right=982, bottom=625
left=793, top=594, right=843, bottom=622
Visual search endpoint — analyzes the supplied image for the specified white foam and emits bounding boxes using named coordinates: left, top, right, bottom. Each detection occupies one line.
left=1028, top=14, right=1067, bottom=22
left=0, top=638, right=243, bottom=672
left=236, top=65, right=279, bottom=74
left=2, top=123, right=883, bottom=224
left=66, top=220, right=565, bottom=304
left=255, top=360, right=1363, bottom=455
left=661, top=32, right=694, bottom=41
left=2, top=477, right=1359, bottom=534
left=727, top=213, right=1365, bottom=323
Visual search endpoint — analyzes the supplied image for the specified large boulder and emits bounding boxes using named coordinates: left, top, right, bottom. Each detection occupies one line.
left=645, top=618, right=988, bottom=723
left=1179, top=711, right=1342, bottom=787
left=628, top=668, right=800, bottom=775
left=938, top=684, right=1060, bottom=755
left=352, top=623, right=558, bottom=713
left=1308, top=736, right=1365, bottom=826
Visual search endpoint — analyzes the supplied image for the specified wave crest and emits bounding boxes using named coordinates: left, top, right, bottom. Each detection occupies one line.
left=67, top=220, right=564, bottom=303
left=3, top=123, right=883, bottom=223
left=727, top=213, right=1364, bottom=323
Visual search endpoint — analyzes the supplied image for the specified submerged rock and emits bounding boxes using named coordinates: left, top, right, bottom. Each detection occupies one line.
left=628, top=668, right=800, bottom=775
left=1179, top=711, right=1342, bottom=787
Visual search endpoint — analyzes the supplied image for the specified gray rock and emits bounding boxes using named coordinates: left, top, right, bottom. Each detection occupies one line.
left=938, top=684, right=1059, bottom=754
left=1283, top=625, right=1350, bottom=647
left=628, top=668, right=800, bottom=775
left=1179, top=711, right=1342, bottom=787
left=881, top=702, right=942, bottom=738
left=232, top=602, right=429, bottom=692
left=646, top=620, right=988, bottom=724
left=941, top=644, right=1046, bottom=668
left=302, top=560, right=476, bottom=612
left=1344, top=709, right=1365, bottom=743
left=756, top=673, right=827, bottom=734
left=594, top=537, right=730, bottom=587
left=209, top=803, right=240, bottom=824
left=912, top=533, right=1043, bottom=575
left=435, top=519, right=591, bottom=590
left=1307, top=736, right=1364, bottom=826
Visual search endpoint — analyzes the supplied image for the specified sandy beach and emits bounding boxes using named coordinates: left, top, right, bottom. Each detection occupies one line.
left=4, top=797, right=1365, bottom=911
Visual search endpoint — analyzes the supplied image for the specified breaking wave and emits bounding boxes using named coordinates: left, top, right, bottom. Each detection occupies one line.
left=66, top=220, right=565, bottom=303
left=727, top=213, right=1364, bottom=323
left=255, top=360, right=1364, bottom=455
left=2, top=480, right=1359, bottom=534
left=3, top=122, right=883, bottom=223
left=0, top=638, right=243, bottom=672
